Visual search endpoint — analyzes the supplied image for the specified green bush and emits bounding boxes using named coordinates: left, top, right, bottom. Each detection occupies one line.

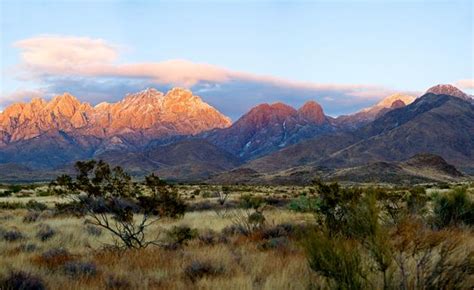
left=25, top=200, right=48, bottom=211
left=287, top=196, right=319, bottom=212
left=166, top=225, right=198, bottom=246
left=0, top=190, right=12, bottom=197
left=0, top=202, right=25, bottom=210
left=432, top=187, right=474, bottom=228
left=304, top=231, right=366, bottom=289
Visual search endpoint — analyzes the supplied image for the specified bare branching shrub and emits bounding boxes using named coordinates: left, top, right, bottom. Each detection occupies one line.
left=391, top=218, right=473, bottom=289
left=0, top=271, right=46, bottom=290
left=83, top=196, right=161, bottom=249
left=50, top=161, right=186, bottom=250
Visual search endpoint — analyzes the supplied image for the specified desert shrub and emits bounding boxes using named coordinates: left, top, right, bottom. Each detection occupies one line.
left=166, top=225, right=198, bottom=246
left=8, top=185, right=23, bottom=194
left=37, top=248, right=74, bottom=268
left=23, top=211, right=41, bottom=223
left=313, top=180, right=363, bottom=235
left=0, top=271, right=46, bottom=290
left=288, top=196, right=319, bottom=212
left=17, top=243, right=38, bottom=253
left=406, top=187, right=428, bottom=215
left=227, top=194, right=267, bottom=236
left=188, top=200, right=213, bottom=211
left=140, top=173, right=186, bottom=218
left=258, top=237, right=289, bottom=250
left=0, top=202, right=25, bottom=210
left=432, top=187, right=474, bottom=228
left=260, top=223, right=297, bottom=239
left=36, top=224, right=56, bottom=241
left=36, top=189, right=54, bottom=197
left=391, top=218, right=473, bottom=289
left=25, top=200, right=47, bottom=211
left=346, top=191, right=393, bottom=287
left=0, top=190, right=11, bottom=197
left=105, top=275, right=131, bottom=289
left=221, top=224, right=247, bottom=236
left=63, top=261, right=97, bottom=277
left=85, top=224, right=102, bottom=236
left=53, top=200, right=85, bottom=216
left=304, top=231, right=367, bottom=290
left=184, top=260, right=225, bottom=282
left=2, top=230, right=25, bottom=242
left=198, top=229, right=218, bottom=245
left=201, top=191, right=213, bottom=198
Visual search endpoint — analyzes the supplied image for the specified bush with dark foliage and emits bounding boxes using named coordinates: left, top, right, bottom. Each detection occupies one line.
left=63, top=261, right=98, bottom=277
left=184, top=260, right=225, bottom=282
left=0, top=271, right=46, bottom=290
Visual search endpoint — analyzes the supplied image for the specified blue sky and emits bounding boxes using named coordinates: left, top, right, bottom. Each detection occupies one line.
left=1, top=0, right=472, bottom=119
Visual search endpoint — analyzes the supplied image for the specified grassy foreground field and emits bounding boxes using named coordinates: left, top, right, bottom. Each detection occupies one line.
left=0, top=179, right=473, bottom=289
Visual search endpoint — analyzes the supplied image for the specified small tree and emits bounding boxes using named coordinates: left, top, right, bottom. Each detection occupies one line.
left=138, top=173, right=186, bottom=218
left=51, top=161, right=185, bottom=249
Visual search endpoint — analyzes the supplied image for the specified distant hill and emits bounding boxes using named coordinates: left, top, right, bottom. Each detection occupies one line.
left=246, top=85, right=474, bottom=175
left=210, top=153, right=465, bottom=185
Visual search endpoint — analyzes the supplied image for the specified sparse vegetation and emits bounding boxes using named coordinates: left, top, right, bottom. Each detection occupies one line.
left=0, top=168, right=473, bottom=289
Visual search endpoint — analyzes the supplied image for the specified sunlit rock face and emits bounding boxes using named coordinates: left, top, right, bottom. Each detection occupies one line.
left=0, top=88, right=231, bottom=144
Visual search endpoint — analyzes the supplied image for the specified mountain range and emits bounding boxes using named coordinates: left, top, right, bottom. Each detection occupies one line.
left=0, top=84, right=472, bottom=184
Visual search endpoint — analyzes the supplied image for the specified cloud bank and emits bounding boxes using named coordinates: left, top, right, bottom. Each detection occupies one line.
left=2, top=35, right=431, bottom=119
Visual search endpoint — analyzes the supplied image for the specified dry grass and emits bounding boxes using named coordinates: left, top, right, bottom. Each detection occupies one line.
left=0, top=205, right=315, bottom=290
left=1, top=184, right=473, bottom=289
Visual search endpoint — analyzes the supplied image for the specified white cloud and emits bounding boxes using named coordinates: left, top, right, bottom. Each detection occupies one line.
left=11, top=35, right=395, bottom=100
left=14, top=35, right=118, bottom=75
left=3, top=35, right=413, bottom=117
left=0, top=89, right=45, bottom=109
left=455, top=79, right=474, bottom=89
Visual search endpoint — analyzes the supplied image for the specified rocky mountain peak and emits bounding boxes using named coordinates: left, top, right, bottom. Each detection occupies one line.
left=0, top=88, right=232, bottom=143
left=298, top=101, right=325, bottom=124
left=123, top=88, right=165, bottom=104
left=374, top=93, right=415, bottom=109
left=426, top=84, right=470, bottom=100
left=165, top=87, right=196, bottom=103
